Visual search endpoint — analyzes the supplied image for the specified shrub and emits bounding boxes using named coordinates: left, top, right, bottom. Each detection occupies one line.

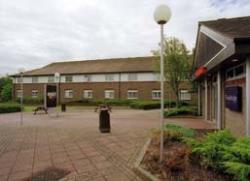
left=223, top=137, right=250, bottom=181
left=164, top=106, right=198, bottom=117
left=15, top=96, right=43, bottom=105
left=190, top=130, right=236, bottom=170
left=165, top=124, right=195, bottom=138
left=1, top=83, right=12, bottom=102
left=0, top=102, right=21, bottom=113
left=66, top=99, right=132, bottom=106
left=129, top=100, right=186, bottom=110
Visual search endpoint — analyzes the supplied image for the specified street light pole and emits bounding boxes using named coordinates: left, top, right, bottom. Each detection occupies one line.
left=154, top=4, right=171, bottom=163
left=160, top=24, right=164, bottom=162
left=19, top=68, right=25, bottom=126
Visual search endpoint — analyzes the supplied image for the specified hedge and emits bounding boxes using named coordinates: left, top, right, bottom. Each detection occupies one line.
left=15, top=96, right=43, bottom=105
left=164, top=106, right=198, bottom=117
left=129, top=100, right=189, bottom=110
left=0, top=102, right=21, bottom=113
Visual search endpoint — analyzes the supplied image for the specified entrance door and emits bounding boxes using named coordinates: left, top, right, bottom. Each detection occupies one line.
left=46, top=85, right=57, bottom=107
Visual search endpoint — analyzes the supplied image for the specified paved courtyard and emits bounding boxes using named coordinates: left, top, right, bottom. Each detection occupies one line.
left=0, top=108, right=214, bottom=181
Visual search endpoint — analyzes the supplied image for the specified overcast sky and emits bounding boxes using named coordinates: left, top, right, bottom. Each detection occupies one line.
left=0, top=0, right=250, bottom=76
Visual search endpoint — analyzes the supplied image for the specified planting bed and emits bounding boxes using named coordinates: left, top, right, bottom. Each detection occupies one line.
left=141, top=130, right=232, bottom=181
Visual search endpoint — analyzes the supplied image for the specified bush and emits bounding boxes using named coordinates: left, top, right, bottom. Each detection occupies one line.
left=0, top=102, right=21, bottom=113
left=223, top=137, right=250, bottom=181
left=66, top=99, right=132, bottom=106
left=190, top=130, right=236, bottom=170
left=164, top=106, right=198, bottom=117
left=15, top=96, right=43, bottom=105
left=129, top=100, right=188, bottom=110
left=165, top=124, right=195, bottom=138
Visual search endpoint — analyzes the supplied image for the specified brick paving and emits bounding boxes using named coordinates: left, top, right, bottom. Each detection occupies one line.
left=0, top=108, right=215, bottom=181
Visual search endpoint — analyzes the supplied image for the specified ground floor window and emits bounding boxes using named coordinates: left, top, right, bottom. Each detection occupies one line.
left=83, top=90, right=93, bottom=99
left=105, top=90, right=114, bottom=99
left=64, top=90, right=74, bottom=98
left=179, top=90, right=191, bottom=101
left=152, top=90, right=161, bottom=100
left=32, top=90, right=39, bottom=97
left=16, top=90, right=22, bottom=98
left=127, top=90, right=138, bottom=99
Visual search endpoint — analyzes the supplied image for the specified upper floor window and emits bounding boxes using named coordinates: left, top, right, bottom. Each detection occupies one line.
left=128, top=73, right=138, bottom=81
left=83, top=90, right=93, bottom=99
left=226, top=64, right=245, bottom=80
left=65, top=76, right=73, bottom=82
left=48, top=76, right=54, bottom=83
left=84, top=75, right=92, bottom=82
left=64, top=90, right=73, bottom=98
left=32, top=77, right=38, bottom=83
left=105, top=74, right=115, bottom=82
left=105, top=90, right=114, bottom=99
left=179, top=90, right=191, bottom=101
left=152, top=90, right=161, bottom=100
left=127, top=90, right=138, bottom=99
left=32, top=90, right=39, bottom=97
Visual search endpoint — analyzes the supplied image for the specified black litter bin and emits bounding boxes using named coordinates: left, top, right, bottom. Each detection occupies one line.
left=99, top=106, right=111, bottom=133
left=61, top=104, right=66, bottom=112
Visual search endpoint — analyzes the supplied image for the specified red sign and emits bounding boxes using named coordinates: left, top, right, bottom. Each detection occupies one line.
left=194, top=66, right=207, bottom=78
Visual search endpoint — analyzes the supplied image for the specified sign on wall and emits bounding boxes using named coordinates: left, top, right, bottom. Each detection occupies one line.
left=225, top=86, right=242, bottom=112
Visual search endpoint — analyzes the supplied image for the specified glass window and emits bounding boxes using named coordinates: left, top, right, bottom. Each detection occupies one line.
left=84, top=75, right=92, bottom=82
left=32, top=90, right=39, bottom=97
left=179, top=90, right=191, bottom=101
left=152, top=90, right=161, bottom=100
left=105, top=90, right=114, bottom=99
left=83, top=90, right=93, bottom=99
left=65, top=76, right=73, bottom=82
left=16, top=90, right=22, bottom=98
left=127, top=90, right=138, bottom=99
left=105, top=74, right=115, bottom=82
left=235, top=65, right=245, bottom=76
left=48, top=76, right=54, bottom=83
left=32, top=77, right=38, bottom=83
left=64, top=90, right=73, bottom=98
left=128, top=73, right=138, bottom=81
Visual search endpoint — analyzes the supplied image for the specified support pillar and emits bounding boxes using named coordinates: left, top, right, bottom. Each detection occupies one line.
left=217, top=71, right=222, bottom=129
left=197, top=83, right=201, bottom=116
left=205, top=78, right=208, bottom=121
left=246, top=59, right=250, bottom=135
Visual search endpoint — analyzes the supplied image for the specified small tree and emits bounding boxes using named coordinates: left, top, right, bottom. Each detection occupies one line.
left=152, top=37, right=191, bottom=107
left=0, top=76, right=13, bottom=102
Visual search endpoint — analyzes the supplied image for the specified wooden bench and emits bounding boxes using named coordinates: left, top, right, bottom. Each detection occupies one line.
left=33, top=106, right=48, bottom=115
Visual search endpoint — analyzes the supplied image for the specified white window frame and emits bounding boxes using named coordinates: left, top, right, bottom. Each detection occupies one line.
left=84, top=75, right=92, bottom=82
left=105, top=74, right=115, bottom=82
left=128, top=73, right=138, bottom=81
left=152, top=90, right=161, bottom=100
left=83, top=90, right=93, bottom=99
left=16, top=90, right=22, bottom=98
left=64, top=90, right=74, bottom=98
left=65, top=76, right=73, bottom=82
left=32, top=90, right=39, bottom=98
left=127, top=90, right=138, bottom=99
left=48, top=76, right=54, bottom=83
left=226, top=63, right=246, bottom=80
left=32, top=77, right=38, bottom=83
left=179, top=90, right=191, bottom=101
left=104, top=90, right=114, bottom=99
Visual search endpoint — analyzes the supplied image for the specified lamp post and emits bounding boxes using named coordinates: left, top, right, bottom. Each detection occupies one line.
left=154, top=5, right=171, bottom=162
left=18, top=68, right=25, bottom=125
left=54, top=72, right=60, bottom=116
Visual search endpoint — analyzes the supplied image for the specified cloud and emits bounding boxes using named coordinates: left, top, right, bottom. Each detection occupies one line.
left=0, top=0, right=249, bottom=75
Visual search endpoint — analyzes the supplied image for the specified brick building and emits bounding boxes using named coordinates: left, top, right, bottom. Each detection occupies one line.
left=12, top=56, right=194, bottom=106
left=193, top=16, right=250, bottom=136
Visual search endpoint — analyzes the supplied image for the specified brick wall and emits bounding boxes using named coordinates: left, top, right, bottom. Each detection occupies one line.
left=13, top=81, right=195, bottom=103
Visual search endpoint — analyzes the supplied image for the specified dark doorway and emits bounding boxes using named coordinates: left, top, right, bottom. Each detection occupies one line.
left=46, top=85, right=57, bottom=107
